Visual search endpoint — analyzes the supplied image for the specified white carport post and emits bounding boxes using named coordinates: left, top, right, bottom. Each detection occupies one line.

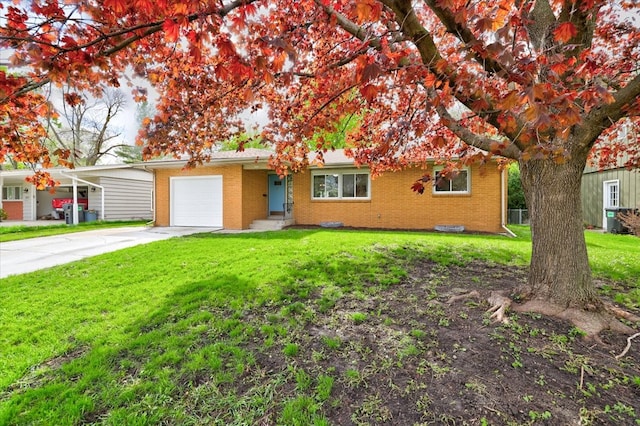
left=61, top=171, right=105, bottom=224
left=72, top=177, right=79, bottom=224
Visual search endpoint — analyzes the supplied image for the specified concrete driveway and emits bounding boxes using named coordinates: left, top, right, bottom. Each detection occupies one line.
left=0, top=226, right=221, bottom=279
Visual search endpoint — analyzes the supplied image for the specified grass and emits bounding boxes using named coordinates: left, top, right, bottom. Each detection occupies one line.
left=0, top=226, right=638, bottom=424
left=0, top=220, right=147, bottom=242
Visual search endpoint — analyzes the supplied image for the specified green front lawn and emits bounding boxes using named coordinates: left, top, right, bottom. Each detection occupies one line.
left=0, top=227, right=638, bottom=424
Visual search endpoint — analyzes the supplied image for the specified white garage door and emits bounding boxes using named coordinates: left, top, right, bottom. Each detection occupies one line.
left=170, top=176, right=223, bottom=227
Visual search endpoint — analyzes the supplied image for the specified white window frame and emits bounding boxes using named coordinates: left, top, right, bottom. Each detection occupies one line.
left=432, top=167, right=471, bottom=194
left=311, top=170, right=371, bottom=200
left=602, top=179, right=620, bottom=229
left=603, top=180, right=620, bottom=209
left=2, top=186, right=23, bottom=201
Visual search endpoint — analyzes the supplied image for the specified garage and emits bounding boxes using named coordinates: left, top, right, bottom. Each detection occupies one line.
left=170, top=176, right=223, bottom=227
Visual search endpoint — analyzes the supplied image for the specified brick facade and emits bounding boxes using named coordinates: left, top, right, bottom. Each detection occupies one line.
left=292, top=164, right=504, bottom=233
left=153, top=162, right=506, bottom=233
left=154, top=165, right=268, bottom=229
left=1, top=201, right=23, bottom=220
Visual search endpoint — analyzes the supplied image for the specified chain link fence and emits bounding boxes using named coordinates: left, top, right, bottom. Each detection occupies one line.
left=508, top=209, right=529, bottom=225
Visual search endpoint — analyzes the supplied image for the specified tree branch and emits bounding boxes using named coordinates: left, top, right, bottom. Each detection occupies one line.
left=523, top=0, right=556, bottom=50
left=313, top=0, right=382, bottom=50
left=381, top=0, right=526, bottom=151
left=578, top=73, right=640, bottom=153
left=557, top=0, right=600, bottom=57
left=426, top=87, right=521, bottom=159
left=1, top=0, right=259, bottom=104
left=422, top=0, right=513, bottom=79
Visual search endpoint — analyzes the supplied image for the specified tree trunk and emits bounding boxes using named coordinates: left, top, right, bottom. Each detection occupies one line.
left=519, top=155, right=601, bottom=310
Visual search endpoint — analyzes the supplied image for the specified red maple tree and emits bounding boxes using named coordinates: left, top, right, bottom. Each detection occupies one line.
left=2, top=0, right=639, bottom=335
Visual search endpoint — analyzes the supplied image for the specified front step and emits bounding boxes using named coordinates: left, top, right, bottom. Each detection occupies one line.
left=249, top=218, right=295, bottom=230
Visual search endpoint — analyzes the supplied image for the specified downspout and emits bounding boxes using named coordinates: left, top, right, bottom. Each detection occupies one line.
left=501, top=167, right=517, bottom=237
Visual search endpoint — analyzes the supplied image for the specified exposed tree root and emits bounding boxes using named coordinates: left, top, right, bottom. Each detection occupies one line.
left=513, top=299, right=637, bottom=339
left=616, top=332, right=640, bottom=360
left=446, top=290, right=480, bottom=304
left=446, top=289, right=640, bottom=346
left=486, top=292, right=512, bottom=324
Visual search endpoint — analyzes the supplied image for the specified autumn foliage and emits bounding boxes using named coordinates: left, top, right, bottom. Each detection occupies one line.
left=1, top=0, right=637, bottom=174
left=1, top=1, right=640, bottom=312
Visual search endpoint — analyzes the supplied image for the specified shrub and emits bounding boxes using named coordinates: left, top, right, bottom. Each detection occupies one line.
left=618, top=208, right=640, bottom=237
left=0, top=208, right=7, bottom=221
left=508, top=164, right=527, bottom=209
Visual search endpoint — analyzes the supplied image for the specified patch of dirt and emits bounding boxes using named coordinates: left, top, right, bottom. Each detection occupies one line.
left=253, top=260, right=640, bottom=425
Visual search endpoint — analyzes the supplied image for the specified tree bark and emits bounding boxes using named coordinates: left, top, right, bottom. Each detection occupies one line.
left=519, top=154, right=601, bottom=310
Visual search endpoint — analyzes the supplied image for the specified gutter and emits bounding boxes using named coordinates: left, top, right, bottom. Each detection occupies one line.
left=140, top=156, right=272, bottom=169
left=501, top=168, right=517, bottom=237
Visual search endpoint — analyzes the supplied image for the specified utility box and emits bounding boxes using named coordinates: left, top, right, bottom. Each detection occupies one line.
left=63, top=203, right=85, bottom=224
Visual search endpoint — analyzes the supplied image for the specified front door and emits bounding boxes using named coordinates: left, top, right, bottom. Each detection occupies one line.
left=268, top=174, right=285, bottom=216
left=602, top=180, right=619, bottom=230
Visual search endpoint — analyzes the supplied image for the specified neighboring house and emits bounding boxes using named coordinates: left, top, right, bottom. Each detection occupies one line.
left=0, top=165, right=153, bottom=222
left=143, top=149, right=509, bottom=234
left=581, top=165, right=640, bottom=230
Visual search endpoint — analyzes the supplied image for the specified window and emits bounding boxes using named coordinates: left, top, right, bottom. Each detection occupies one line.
left=312, top=171, right=370, bottom=199
left=433, top=168, right=470, bottom=194
left=604, top=181, right=619, bottom=209
left=2, top=186, right=23, bottom=201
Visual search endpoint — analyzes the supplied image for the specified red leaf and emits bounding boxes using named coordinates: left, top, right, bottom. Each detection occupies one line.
left=354, top=0, right=381, bottom=23
left=549, top=61, right=569, bottom=75
left=217, top=38, right=237, bottom=58
left=360, top=84, right=379, bottom=102
left=411, top=181, right=425, bottom=194
left=553, top=22, right=577, bottom=43
left=361, top=63, right=382, bottom=83
left=103, top=0, right=127, bottom=14
left=163, top=19, right=180, bottom=42
left=64, top=92, right=83, bottom=106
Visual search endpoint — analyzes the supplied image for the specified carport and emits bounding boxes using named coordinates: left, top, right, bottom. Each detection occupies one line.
left=0, top=165, right=153, bottom=223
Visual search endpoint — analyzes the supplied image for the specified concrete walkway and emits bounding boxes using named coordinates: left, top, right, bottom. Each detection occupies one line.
left=0, top=226, right=221, bottom=279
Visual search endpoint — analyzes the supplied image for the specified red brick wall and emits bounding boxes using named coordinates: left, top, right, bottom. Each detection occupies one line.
left=2, top=201, right=23, bottom=220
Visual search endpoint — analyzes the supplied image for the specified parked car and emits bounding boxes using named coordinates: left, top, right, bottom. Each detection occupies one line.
left=52, top=198, right=88, bottom=213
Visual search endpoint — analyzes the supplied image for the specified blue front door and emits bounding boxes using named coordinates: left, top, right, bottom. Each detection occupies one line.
left=268, top=175, right=285, bottom=215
